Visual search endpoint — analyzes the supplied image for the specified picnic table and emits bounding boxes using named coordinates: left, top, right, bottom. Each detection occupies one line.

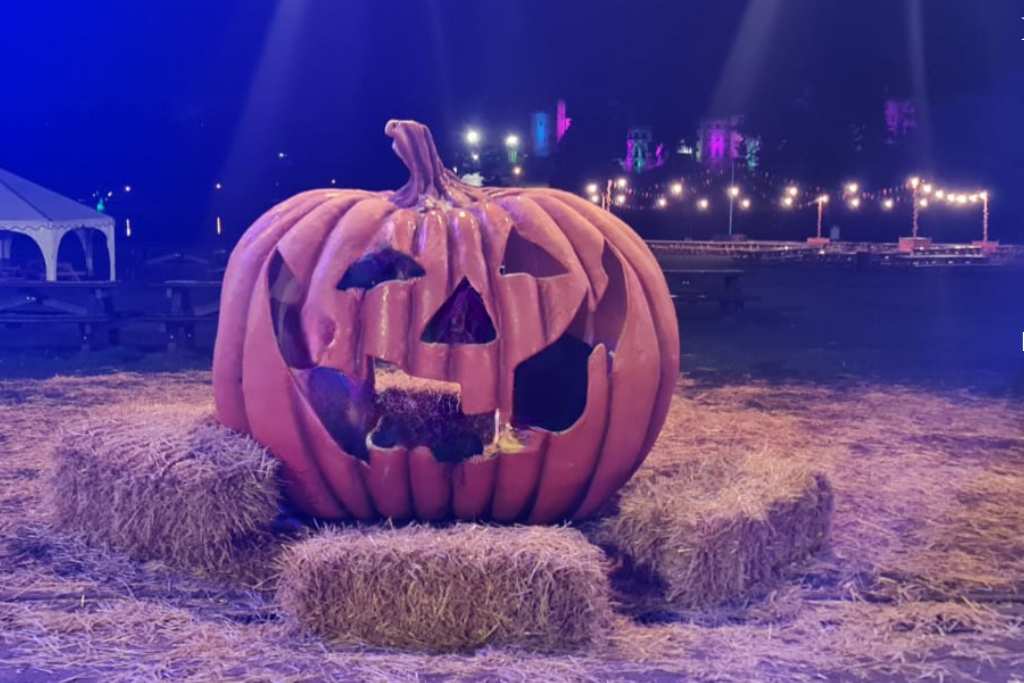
left=0, top=280, right=119, bottom=350
left=662, top=269, right=746, bottom=312
left=140, top=280, right=222, bottom=351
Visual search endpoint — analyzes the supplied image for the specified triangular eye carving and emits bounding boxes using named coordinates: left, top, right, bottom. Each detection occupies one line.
left=421, top=278, right=497, bottom=344
left=337, top=248, right=425, bottom=290
left=500, top=228, right=568, bottom=278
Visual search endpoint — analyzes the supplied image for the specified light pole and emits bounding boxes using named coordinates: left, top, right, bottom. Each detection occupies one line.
left=726, top=185, right=740, bottom=237
left=815, top=195, right=829, bottom=239
left=908, top=176, right=921, bottom=238
left=504, top=134, right=520, bottom=164
left=981, top=191, right=990, bottom=243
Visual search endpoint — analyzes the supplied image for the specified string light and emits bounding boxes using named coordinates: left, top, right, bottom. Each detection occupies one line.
left=727, top=185, right=740, bottom=198
left=882, top=198, right=894, bottom=210
left=918, top=198, right=929, bottom=208
left=656, top=197, right=668, bottom=208
left=908, top=176, right=920, bottom=188
left=586, top=182, right=599, bottom=195
left=922, top=183, right=933, bottom=194
left=782, top=196, right=794, bottom=208
left=817, top=194, right=829, bottom=204
left=589, top=194, right=601, bottom=204
left=786, top=185, right=799, bottom=197
left=670, top=182, right=683, bottom=196
left=845, top=182, right=859, bottom=194
left=615, top=177, right=628, bottom=189
left=697, top=198, right=709, bottom=210
left=848, top=197, right=861, bottom=209
left=935, top=189, right=945, bottom=199
left=614, top=194, right=626, bottom=206
left=740, top=198, right=751, bottom=210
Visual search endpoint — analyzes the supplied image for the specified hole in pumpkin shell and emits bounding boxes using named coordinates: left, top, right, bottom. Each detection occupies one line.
left=420, top=278, right=497, bottom=344
left=511, top=333, right=593, bottom=432
left=337, top=247, right=424, bottom=290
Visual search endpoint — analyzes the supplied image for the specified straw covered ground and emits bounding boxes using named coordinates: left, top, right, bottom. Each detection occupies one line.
left=2, top=371, right=1024, bottom=681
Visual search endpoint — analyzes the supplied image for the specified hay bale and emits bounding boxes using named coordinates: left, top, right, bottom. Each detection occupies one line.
left=276, top=524, right=612, bottom=652
left=586, top=453, right=833, bottom=610
left=52, top=403, right=282, bottom=583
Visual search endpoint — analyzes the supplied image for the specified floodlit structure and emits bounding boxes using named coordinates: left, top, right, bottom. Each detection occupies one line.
left=0, top=168, right=116, bottom=281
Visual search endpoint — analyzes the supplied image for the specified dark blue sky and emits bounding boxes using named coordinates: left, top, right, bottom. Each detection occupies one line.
left=2, top=0, right=1021, bottom=243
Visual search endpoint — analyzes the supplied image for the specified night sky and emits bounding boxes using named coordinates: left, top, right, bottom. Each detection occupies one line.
left=3, top=0, right=1021, bottom=244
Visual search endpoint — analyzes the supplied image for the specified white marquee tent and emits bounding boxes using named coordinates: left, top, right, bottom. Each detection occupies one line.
left=0, top=167, right=116, bottom=281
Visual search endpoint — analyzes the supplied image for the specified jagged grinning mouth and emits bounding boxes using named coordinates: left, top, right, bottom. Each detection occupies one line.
left=301, top=331, right=593, bottom=466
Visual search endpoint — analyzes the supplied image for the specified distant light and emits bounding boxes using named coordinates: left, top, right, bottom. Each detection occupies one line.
left=512, top=165, right=522, bottom=176
left=908, top=176, right=920, bottom=189
left=465, top=129, right=481, bottom=145
left=817, top=194, right=829, bottom=204
left=614, top=194, right=626, bottom=206
left=697, top=198, right=709, bottom=210
left=107, top=191, right=113, bottom=198
left=330, top=178, right=337, bottom=185
left=918, top=198, right=929, bottom=208
left=123, top=185, right=132, bottom=193
left=848, top=197, right=861, bottom=209
left=125, top=218, right=132, bottom=238
left=845, top=182, right=859, bottom=194
left=786, top=185, right=799, bottom=197
left=670, top=182, right=683, bottom=196
left=727, top=185, right=740, bottom=198
left=782, top=196, right=794, bottom=208
left=504, top=134, right=520, bottom=149
left=882, top=198, right=894, bottom=210
left=740, top=198, right=751, bottom=210
left=277, top=151, right=287, bottom=159
left=215, top=182, right=223, bottom=190
left=935, top=189, right=945, bottom=199
left=656, top=197, right=668, bottom=208
left=216, top=216, right=223, bottom=236
left=585, top=182, right=599, bottom=195
left=615, top=177, right=628, bottom=188
left=471, top=153, right=480, bottom=161
left=922, top=183, right=933, bottom=194
left=589, top=194, right=601, bottom=204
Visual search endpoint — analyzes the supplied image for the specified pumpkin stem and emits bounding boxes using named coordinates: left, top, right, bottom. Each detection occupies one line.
left=386, top=119, right=485, bottom=208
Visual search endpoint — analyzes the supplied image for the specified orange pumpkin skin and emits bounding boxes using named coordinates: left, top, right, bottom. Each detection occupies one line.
left=212, top=120, right=678, bottom=523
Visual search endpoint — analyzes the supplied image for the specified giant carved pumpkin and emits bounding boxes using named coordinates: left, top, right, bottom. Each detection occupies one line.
left=213, top=120, right=678, bottom=523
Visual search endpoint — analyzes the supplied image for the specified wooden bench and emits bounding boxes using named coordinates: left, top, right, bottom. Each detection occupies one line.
left=662, top=269, right=747, bottom=313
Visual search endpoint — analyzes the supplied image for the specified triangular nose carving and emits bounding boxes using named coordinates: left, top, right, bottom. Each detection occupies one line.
left=421, top=278, right=497, bottom=344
